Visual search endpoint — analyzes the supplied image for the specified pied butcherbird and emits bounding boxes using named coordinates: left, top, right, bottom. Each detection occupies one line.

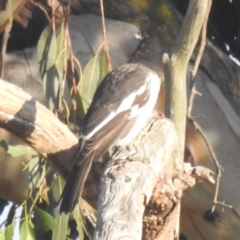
left=59, top=35, right=164, bottom=213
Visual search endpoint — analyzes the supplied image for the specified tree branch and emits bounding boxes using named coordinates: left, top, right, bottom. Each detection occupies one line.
left=94, top=116, right=182, bottom=240
left=164, top=0, right=209, bottom=148
left=0, top=78, right=77, bottom=176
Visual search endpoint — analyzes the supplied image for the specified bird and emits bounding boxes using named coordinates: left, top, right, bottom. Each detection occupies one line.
left=59, top=35, right=164, bottom=213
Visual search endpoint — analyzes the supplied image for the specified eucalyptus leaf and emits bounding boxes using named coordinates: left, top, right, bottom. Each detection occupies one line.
left=77, top=55, right=100, bottom=113
left=56, top=26, right=67, bottom=100
left=73, top=207, right=84, bottom=240
left=0, top=140, right=30, bottom=157
left=7, top=145, right=29, bottom=157
left=38, top=26, right=60, bottom=110
left=20, top=219, right=35, bottom=240
left=73, top=205, right=92, bottom=240
left=37, top=26, right=57, bottom=72
left=98, top=49, right=109, bottom=84
left=51, top=175, right=65, bottom=204
left=34, top=207, right=55, bottom=231
left=28, top=155, right=42, bottom=190
left=52, top=213, right=69, bottom=240
left=0, top=223, right=14, bottom=240
left=5, top=223, right=15, bottom=240
left=56, top=26, right=70, bottom=71
left=42, top=65, right=60, bottom=110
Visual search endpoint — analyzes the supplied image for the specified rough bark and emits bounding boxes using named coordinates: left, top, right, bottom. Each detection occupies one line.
left=93, top=116, right=213, bottom=240
left=0, top=78, right=77, bottom=176
left=94, top=117, right=182, bottom=240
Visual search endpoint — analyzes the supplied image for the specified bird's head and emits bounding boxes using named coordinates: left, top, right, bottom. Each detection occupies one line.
left=130, top=34, right=164, bottom=81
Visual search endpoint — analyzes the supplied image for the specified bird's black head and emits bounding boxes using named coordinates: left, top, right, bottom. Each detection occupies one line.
left=129, top=35, right=164, bottom=76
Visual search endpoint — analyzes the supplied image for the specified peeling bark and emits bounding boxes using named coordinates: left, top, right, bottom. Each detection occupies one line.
left=0, top=78, right=77, bottom=176
left=94, top=117, right=182, bottom=240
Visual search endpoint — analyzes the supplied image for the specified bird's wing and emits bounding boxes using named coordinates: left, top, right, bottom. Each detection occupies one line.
left=81, top=63, right=152, bottom=139
left=60, top=111, right=137, bottom=213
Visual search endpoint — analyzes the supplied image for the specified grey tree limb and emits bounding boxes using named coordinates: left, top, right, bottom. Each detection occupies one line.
left=94, top=117, right=182, bottom=240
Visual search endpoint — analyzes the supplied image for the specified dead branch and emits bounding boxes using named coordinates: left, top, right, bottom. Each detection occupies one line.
left=187, top=83, right=223, bottom=214
left=94, top=116, right=182, bottom=240
left=0, top=78, right=77, bottom=175
left=187, top=115, right=223, bottom=214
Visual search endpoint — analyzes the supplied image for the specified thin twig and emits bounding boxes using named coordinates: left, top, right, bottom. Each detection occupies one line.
left=187, top=83, right=223, bottom=213
left=191, top=0, right=212, bottom=79
left=100, top=0, right=112, bottom=71
left=187, top=84, right=202, bottom=117
left=191, top=118, right=223, bottom=213
left=214, top=201, right=232, bottom=209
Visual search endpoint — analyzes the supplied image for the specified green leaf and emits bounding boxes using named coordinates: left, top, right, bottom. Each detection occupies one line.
left=76, top=48, right=109, bottom=116
left=98, top=49, right=109, bottom=84
left=56, top=26, right=70, bottom=72
left=7, top=145, right=29, bottom=157
left=37, top=26, right=57, bottom=71
left=55, top=26, right=69, bottom=102
left=5, top=223, right=15, bottom=240
left=28, top=155, right=42, bottom=190
left=37, top=26, right=60, bottom=110
left=73, top=207, right=84, bottom=240
left=73, top=205, right=91, bottom=240
left=77, top=55, right=100, bottom=113
left=37, top=25, right=72, bottom=111
left=34, top=207, right=55, bottom=231
left=48, top=176, right=69, bottom=239
left=0, top=141, right=29, bottom=157
left=52, top=213, right=69, bottom=240
left=42, top=65, right=60, bottom=110
left=20, top=219, right=35, bottom=240
left=51, top=175, right=65, bottom=204
left=0, top=223, right=15, bottom=240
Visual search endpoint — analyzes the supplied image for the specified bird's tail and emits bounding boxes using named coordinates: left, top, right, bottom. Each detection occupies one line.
left=59, top=155, right=93, bottom=213
left=59, top=114, right=130, bottom=213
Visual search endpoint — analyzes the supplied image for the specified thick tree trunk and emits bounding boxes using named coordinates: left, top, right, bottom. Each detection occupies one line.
left=94, top=117, right=181, bottom=240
